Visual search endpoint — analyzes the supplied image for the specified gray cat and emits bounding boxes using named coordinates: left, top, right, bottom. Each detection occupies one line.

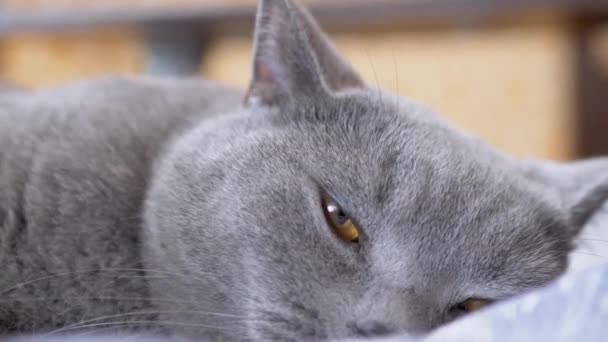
left=1, top=0, right=607, bottom=340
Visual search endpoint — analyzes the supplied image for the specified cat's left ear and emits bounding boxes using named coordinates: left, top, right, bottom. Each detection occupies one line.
left=521, top=158, right=608, bottom=234
left=244, top=0, right=364, bottom=107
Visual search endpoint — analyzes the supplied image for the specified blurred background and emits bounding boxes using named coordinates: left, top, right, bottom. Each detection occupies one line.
left=1, top=0, right=608, bottom=161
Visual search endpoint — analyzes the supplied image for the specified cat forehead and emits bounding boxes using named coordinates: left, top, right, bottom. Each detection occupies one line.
left=244, top=93, right=550, bottom=217
left=278, top=100, right=486, bottom=181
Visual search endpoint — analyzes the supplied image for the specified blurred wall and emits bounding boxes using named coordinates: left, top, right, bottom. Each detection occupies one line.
left=2, top=1, right=606, bottom=161
left=1, top=30, right=144, bottom=86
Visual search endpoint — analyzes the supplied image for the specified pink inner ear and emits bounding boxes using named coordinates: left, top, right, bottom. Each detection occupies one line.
left=247, top=58, right=288, bottom=105
left=254, top=57, right=290, bottom=94
left=256, top=61, right=276, bottom=84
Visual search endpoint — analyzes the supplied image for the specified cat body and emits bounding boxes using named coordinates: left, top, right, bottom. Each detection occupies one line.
left=1, top=0, right=608, bottom=340
left=0, top=78, right=242, bottom=334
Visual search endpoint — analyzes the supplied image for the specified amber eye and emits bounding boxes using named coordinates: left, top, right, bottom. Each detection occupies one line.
left=452, top=298, right=491, bottom=314
left=322, top=195, right=359, bottom=243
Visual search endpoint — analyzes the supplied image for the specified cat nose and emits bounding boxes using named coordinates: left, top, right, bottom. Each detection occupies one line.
left=352, top=321, right=394, bottom=337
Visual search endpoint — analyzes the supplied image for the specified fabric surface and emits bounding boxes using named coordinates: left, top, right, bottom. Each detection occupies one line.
left=422, top=262, right=608, bottom=342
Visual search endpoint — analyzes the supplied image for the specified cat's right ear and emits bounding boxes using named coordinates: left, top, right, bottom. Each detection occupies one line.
left=244, top=0, right=364, bottom=107
left=521, top=158, right=608, bottom=235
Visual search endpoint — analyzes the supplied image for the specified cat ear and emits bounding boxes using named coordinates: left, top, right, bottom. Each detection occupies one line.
left=244, top=0, right=364, bottom=107
left=521, top=158, right=608, bottom=234
left=292, top=0, right=365, bottom=92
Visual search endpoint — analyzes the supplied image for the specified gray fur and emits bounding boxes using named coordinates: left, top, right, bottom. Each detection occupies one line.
left=0, top=0, right=607, bottom=340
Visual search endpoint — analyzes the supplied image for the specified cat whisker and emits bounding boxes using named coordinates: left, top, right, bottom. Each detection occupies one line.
left=576, top=238, right=608, bottom=243
left=391, top=48, right=400, bottom=111
left=91, top=268, right=215, bottom=283
left=0, top=268, right=212, bottom=295
left=571, top=251, right=607, bottom=258
left=98, top=274, right=172, bottom=289
left=42, top=320, right=233, bottom=337
left=72, top=327, right=111, bottom=337
left=73, top=326, right=144, bottom=337
left=45, top=309, right=253, bottom=336
left=0, top=296, right=206, bottom=306
left=365, top=49, right=381, bottom=102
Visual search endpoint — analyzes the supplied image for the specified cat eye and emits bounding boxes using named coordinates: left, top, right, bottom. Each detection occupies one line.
left=322, top=194, right=360, bottom=243
left=451, top=298, right=492, bottom=314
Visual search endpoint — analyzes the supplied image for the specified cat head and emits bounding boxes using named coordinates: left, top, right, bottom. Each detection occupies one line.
left=144, top=0, right=608, bottom=340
